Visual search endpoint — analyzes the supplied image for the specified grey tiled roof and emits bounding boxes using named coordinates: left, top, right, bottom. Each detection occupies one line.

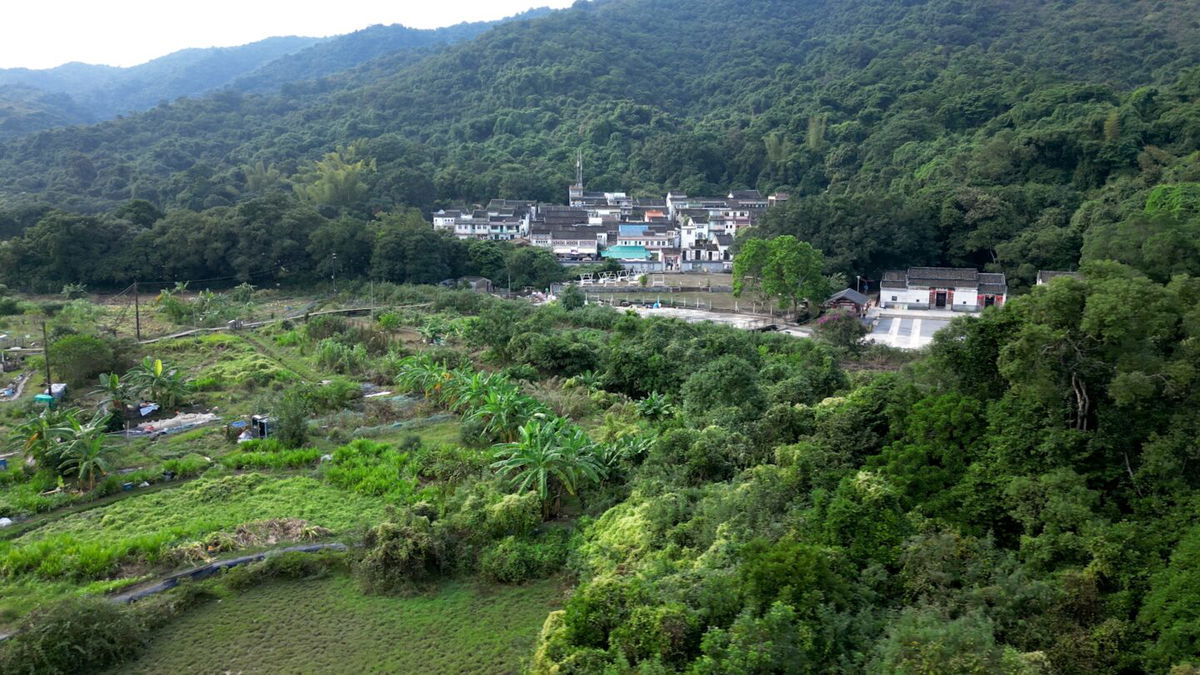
left=1036, top=270, right=1081, bottom=284
left=881, top=270, right=907, bottom=289
left=827, top=288, right=869, bottom=305
left=978, top=272, right=1008, bottom=295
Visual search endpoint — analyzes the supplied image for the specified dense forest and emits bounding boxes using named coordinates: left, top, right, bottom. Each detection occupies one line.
left=0, top=0, right=1197, bottom=288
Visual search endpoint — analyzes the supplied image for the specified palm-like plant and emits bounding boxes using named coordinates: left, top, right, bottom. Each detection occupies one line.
left=573, top=370, right=603, bottom=392
left=491, top=418, right=603, bottom=518
left=597, top=435, right=654, bottom=477
left=59, top=418, right=116, bottom=490
left=418, top=317, right=449, bottom=345
left=127, top=357, right=191, bottom=409
left=468, top=388, right=544, bottom=443
left=92, top=373, right=130, bottom=418
left=395, top=354, right=450, bottom=399
left=446, top=370, right=512, bottom=414
left=9, top=409, right=77, bottom=470
left=636, top=391, right=676, bottom=421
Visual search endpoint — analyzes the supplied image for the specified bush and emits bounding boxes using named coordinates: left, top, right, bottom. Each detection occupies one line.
left=273, top=386, right=313, bottom=448
left=559, top=284, right=585, bottom=310
left=0, top=295, right=25, bottom=316
left=48, top=333, right=118, bottom=388
left=324, top=439, right=418, bottom=502
left=611, top=603, right=700, bottom=667
left=356, top=514, right=448, bottom=594
left=0, top=596, right=147, bottom=674
left=814, top=310, right=870, bottom=352
left=486, top=492, right=542, bottom=538
left=316, top=338, right=369, bottom=374
left=161, top=454, right=210, bottom=478
left=479, top=534, right=569, bottom=584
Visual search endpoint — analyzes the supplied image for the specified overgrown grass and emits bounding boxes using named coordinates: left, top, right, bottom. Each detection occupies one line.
left=1, top=473, right=386, bottom=581
left=118, top=575, right=563, bottom=674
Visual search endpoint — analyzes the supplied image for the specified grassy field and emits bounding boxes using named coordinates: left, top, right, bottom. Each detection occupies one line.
left=119, top=575, right=565, bottom=674
left=0, top=473, right=389, bottom=625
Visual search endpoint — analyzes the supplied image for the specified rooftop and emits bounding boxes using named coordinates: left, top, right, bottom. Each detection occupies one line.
left=601, top=245, right=652, bottom=260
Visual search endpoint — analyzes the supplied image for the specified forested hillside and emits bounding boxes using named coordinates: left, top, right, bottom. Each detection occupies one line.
left=0, top=37, right=320, bottom=135
left=0, top=17, right=511, bottom=139
left=0, top=0, right=1197, bottom=289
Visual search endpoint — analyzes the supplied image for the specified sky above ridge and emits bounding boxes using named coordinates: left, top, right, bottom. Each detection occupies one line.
left=0, top=0, right=575, bottom=69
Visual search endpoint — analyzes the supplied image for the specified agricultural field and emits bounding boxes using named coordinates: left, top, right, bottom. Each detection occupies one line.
left=0, top=281, right=670, bottom=671
left=119, top=575, right=565, bottom=674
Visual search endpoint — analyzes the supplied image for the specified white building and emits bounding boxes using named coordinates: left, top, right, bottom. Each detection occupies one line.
left=880, top=267, right=1007, bottom=312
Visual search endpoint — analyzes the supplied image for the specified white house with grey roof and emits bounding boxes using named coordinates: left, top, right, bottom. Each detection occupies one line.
left=880, top=267, right=1007, bottom=312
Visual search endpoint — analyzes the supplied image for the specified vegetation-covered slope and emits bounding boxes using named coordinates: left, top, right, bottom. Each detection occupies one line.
left=0, top=15, right=519, bottom=139
left=0, top=0, right=1197, bottom=289
left=0, top=37, right=321, bottom=134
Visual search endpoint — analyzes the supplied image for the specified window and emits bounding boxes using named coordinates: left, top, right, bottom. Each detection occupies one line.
left=891, top=296, right=897, bottom=302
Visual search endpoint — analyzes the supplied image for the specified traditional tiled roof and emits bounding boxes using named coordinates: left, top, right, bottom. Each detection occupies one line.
left=881, top=267, right=1008, bottom=294
left=827, top=288, right=869, bottom=306
left=881, top=270, right=907, bottom=289
left=907, top=267, right=980, bottom=284
left=1036, top=270, right=1082, bottom=284
left=978, top=272, right=1008, bottom=295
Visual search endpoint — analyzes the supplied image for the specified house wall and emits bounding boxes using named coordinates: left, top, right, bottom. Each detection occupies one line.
left=881, top=285, right=984, bottom=311
left=881, top=287, right=929, bottom=309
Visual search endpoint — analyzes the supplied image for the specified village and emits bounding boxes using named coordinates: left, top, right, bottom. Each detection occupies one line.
left=431, top=171, right=1078, bottom=350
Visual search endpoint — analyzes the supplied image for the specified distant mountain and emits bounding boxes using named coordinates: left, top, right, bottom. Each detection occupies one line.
left=0, top=85, right=95, bottom=138
left=0, top=36, right=322, bottom=133
left=232, top=12, right=549, bottom=94
left=0, top=11, right=538, bottom=139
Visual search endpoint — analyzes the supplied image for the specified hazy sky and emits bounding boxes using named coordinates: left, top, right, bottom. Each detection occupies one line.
left=0, top=0, right=576, bottom=69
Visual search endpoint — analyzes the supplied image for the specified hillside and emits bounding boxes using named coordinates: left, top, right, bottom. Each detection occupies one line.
left=0, top=0, right=1197, bottom=287
left=0, top=37, right=321, bottom=134
left=0, top=16, right=518, bottom=139
left=230, top=12, right=548, bottom=94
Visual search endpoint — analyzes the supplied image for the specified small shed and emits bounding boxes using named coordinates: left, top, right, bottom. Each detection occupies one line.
left=458, top=276, right=494, bottom=293
left=825, top=288, right=870, bottom=316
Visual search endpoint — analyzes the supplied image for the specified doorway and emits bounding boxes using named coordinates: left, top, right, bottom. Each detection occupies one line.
left=935, top=291, right=947, bottom=308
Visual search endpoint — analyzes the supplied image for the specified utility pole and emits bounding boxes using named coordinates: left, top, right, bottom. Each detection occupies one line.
left=133, top=281, right=142, bottom=342
left=41, top=321, right=51, bottom=395
left=331, top=253, right=337, bottom=294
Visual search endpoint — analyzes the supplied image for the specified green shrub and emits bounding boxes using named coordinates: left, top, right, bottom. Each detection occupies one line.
left=162, top=454, right=210, bottom=478
left=563, top=574, right=646, bottom=649
left=324, top=439, right=418, bottom=502
left=610, top=603, right=699, bottom=667
left=316, top=338, right=369, bottom=374
left=356, top=515, right=448, bottom=595
left=48, top=333, right=118, bottom=388
left=0, top=596, right=147, bottom=674
left=479, top=534, right=568, bottom=584
left=485, top=492, right=542, bottom=538
left=274, top=329, right=305, bottom=347
left=0, top=295, right=25, bottom=316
